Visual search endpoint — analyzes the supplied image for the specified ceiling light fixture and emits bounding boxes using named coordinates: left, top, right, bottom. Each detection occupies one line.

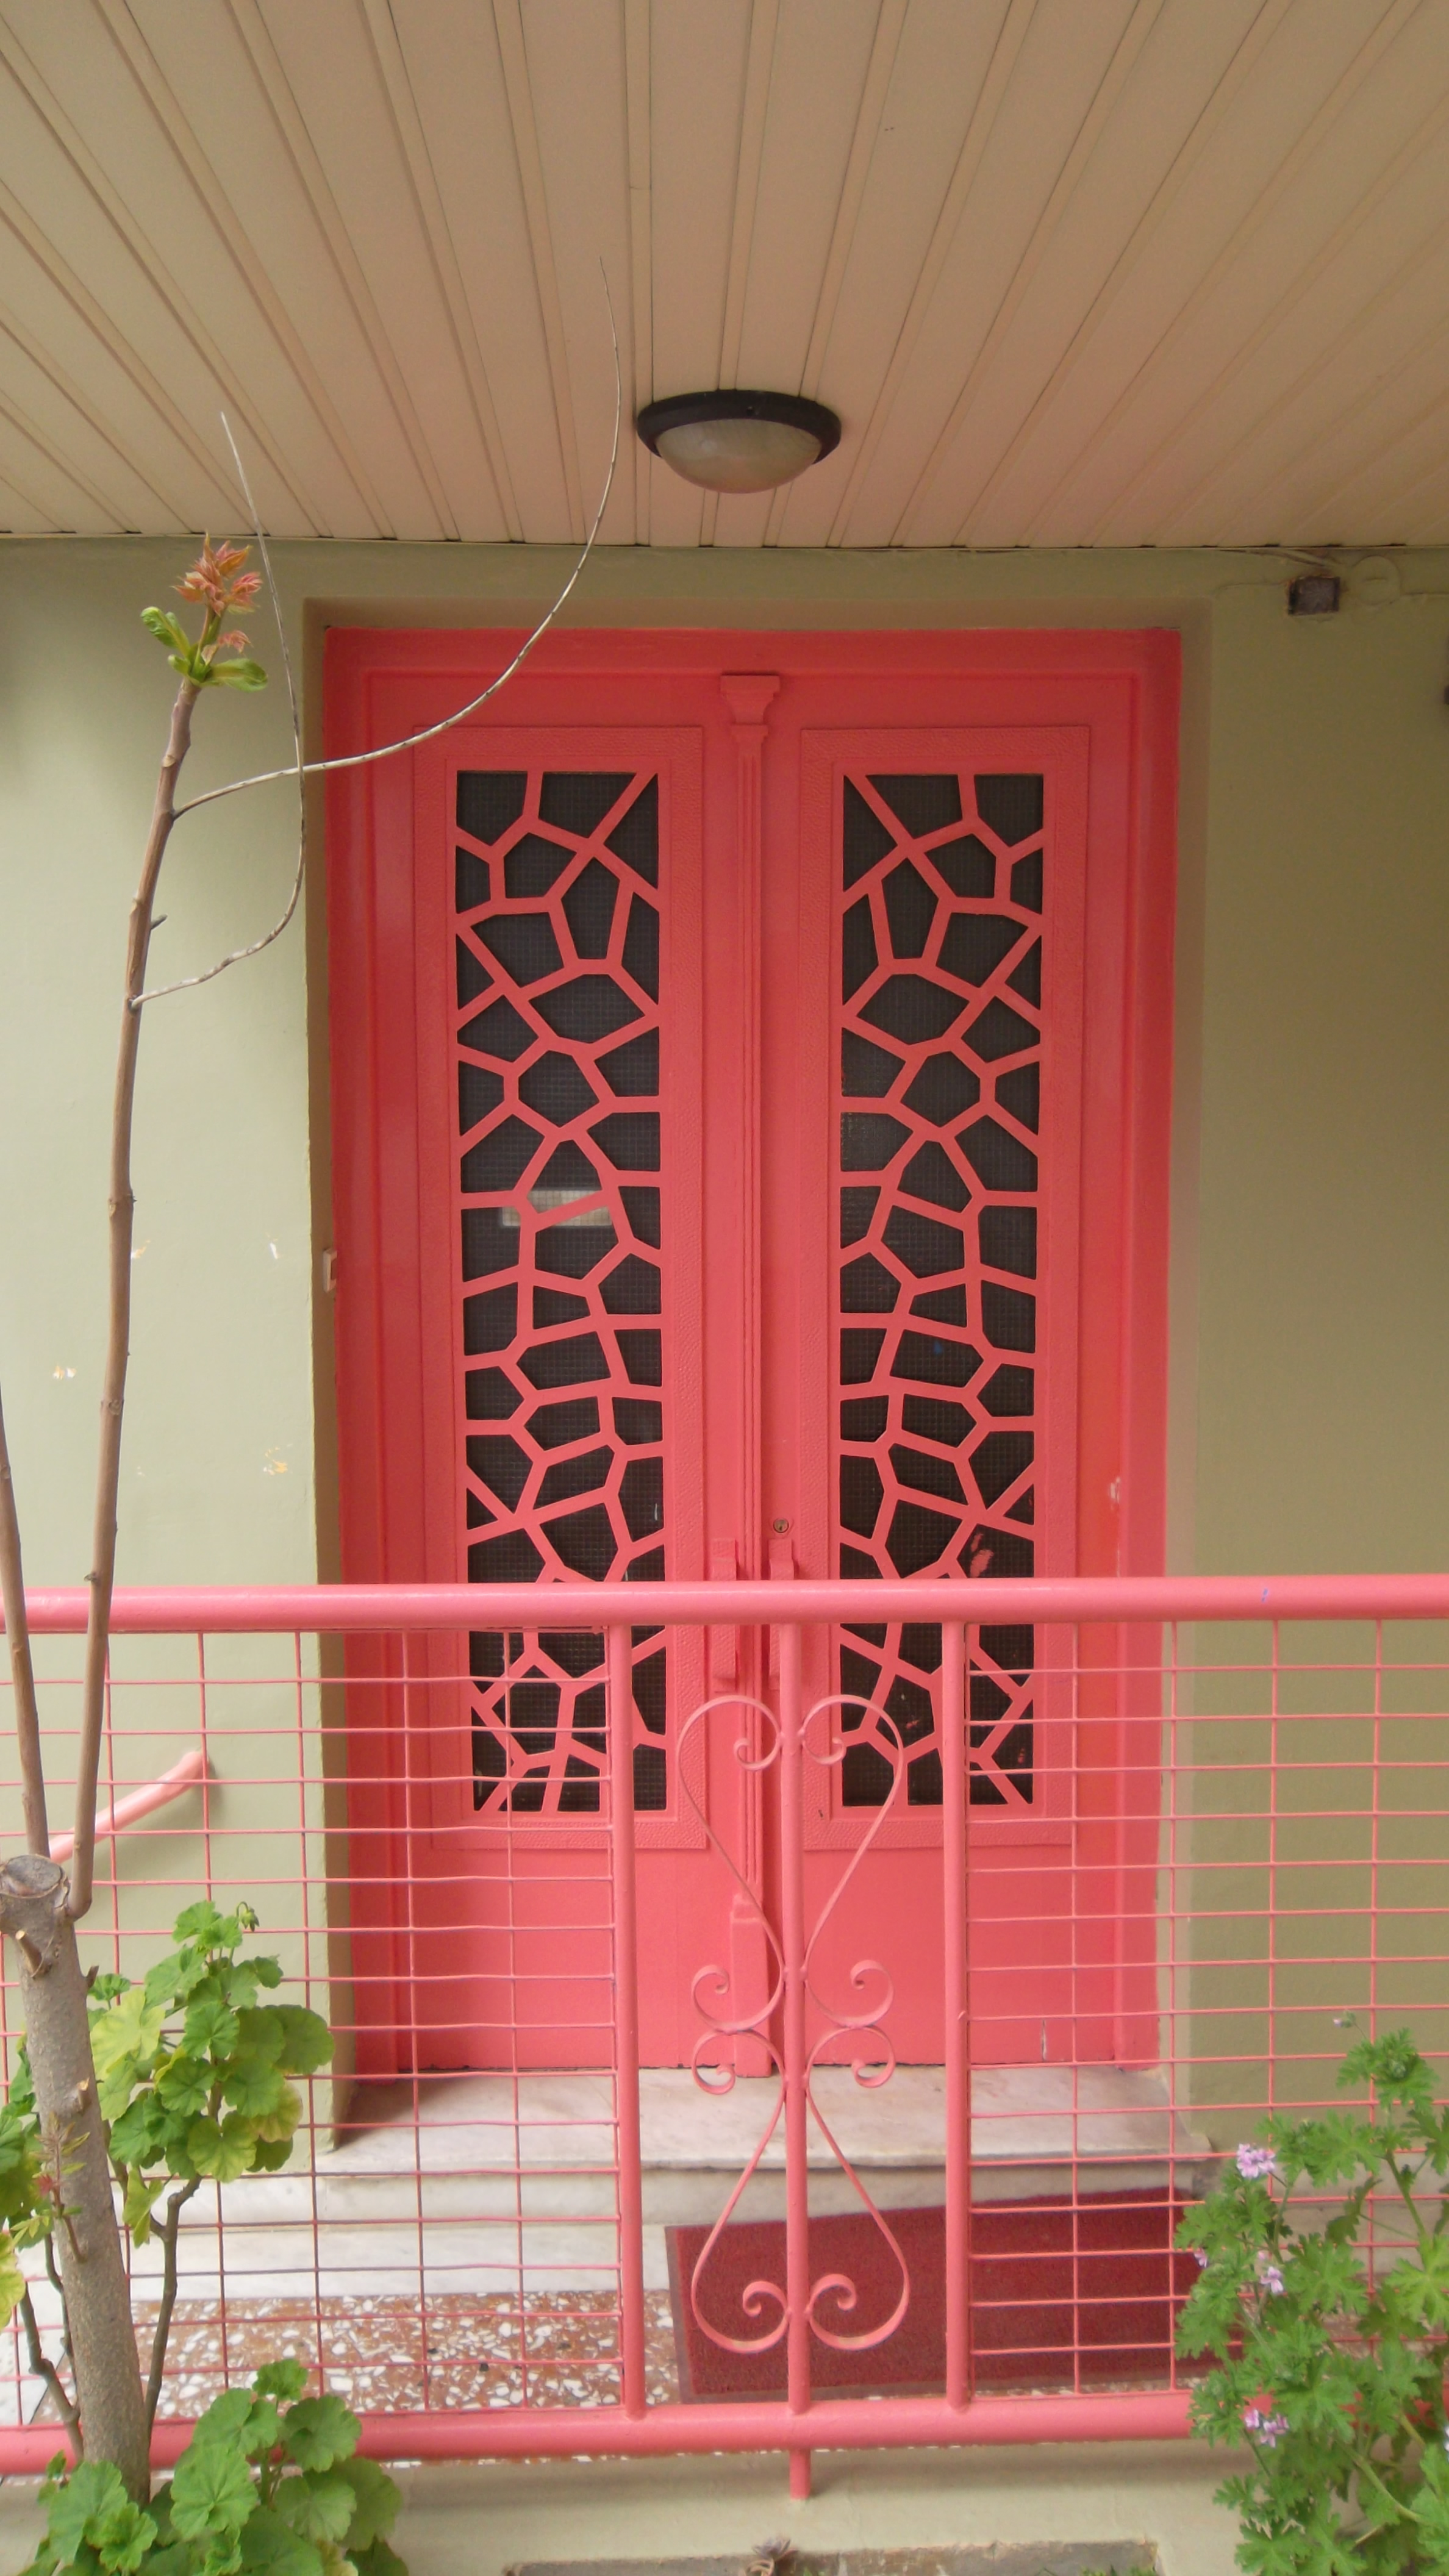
left=636, top=390, right=842, bottom=495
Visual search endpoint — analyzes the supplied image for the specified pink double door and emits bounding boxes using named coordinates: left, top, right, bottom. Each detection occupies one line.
left=326, top=633, right=1179, bottom=2078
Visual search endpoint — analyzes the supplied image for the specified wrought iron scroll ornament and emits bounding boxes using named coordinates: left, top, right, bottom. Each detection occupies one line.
left=678, top=1689, right=912, bottom=2358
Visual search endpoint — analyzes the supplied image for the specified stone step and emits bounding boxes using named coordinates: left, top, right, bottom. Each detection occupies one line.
left=26, top=2066, right=1209, bottom=2310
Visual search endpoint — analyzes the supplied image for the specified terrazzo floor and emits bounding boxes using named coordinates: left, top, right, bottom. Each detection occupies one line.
left=138, top=2291, right=681, bottom=2419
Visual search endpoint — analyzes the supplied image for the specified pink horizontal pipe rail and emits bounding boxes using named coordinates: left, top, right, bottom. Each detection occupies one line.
left=0, top=2390, right=1193, bottom=2475
left=0, top=1571, right=1431, bottom=2472
left=12, top=1575, right=1449, bottom=1633
left=48, top=1747, right=204, bottom=1861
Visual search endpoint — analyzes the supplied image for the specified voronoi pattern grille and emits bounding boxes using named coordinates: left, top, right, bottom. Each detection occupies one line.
left=835, top=770, right=1043, bottom=1811
left=453, top=768, right=668, bottom=1817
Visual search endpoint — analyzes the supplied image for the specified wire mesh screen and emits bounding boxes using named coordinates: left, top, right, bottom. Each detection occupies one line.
left=0, top=1588, right=1444, bottom=2455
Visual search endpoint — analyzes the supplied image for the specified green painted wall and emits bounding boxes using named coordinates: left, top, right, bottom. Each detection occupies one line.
left=1, top=537, right=1447, bottom=1592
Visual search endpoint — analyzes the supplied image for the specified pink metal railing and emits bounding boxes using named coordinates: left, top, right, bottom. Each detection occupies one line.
left=2, top=1573, right=1448, bottom=2494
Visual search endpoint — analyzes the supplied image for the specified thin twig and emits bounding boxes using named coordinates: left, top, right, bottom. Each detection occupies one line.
left=129, top=415, right=305, bottom=1009
left=162, top=265, right=624, bottom=835
left=144, top=2177, right=199, bottom=2428
left=18, top=2286, right=80, bottom=2440
left=43, top=2229, right=72, bottom=2364
left=0, top=1385, right=49, bottom=1854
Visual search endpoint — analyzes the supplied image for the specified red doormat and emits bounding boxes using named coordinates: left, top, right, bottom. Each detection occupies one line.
left=666, top=2193, right=1200, bottom=2400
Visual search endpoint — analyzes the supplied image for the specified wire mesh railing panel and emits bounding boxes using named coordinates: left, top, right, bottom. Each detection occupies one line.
left=0, top=1577, right=1445, bottom=2460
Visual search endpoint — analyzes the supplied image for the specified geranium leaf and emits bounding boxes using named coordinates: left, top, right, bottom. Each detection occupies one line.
left=171, top=2432, right=257, bottom=2540
left=274, top=2475, right=354, bottom=2546
left=185, top=2114, right=259, bottom=2183
left=338, top=2458, right=400, bottom=2550
left=252, top=2360, right=307, bottom=2405
left=281, top=2395, right=357, bottom=2472
left=235, top=2508, right=320, bottom=2576
left=270, top=2009, right=332, bottom=2077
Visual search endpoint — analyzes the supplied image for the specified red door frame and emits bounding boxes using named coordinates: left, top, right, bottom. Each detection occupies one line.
left=325, top=628, right=1179, bottom=2076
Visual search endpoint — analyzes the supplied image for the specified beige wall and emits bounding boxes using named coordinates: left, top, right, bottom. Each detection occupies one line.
left=2, top=537, right=1447, bottom=1593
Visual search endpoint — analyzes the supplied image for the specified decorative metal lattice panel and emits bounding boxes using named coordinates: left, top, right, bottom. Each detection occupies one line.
left=834, top=770, right=1043, bottom=1811
left=453, top=767, right=668, bottom=1816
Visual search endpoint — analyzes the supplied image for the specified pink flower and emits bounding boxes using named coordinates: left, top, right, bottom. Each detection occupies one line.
left=1255, top=2254, right=1286, bottom=2296
left=1243, top=2405, right=1289, bottom=2447
left=1236, top=2142, right=1278, bottom=2181
left=176, top=537, right=261, bottom=620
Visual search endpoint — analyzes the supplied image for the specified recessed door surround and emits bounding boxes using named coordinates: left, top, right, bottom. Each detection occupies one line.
left=326, top=631, right=1179, bottom=2074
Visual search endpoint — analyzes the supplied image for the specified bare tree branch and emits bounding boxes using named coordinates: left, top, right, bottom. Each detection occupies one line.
left=19, top=2285, right=79, bottom=2439
left=162, top=267, right=624, bottom=838
left=129, top=414, right=304, bottom=1010
left=143, top=2176, right=199, bottom=2429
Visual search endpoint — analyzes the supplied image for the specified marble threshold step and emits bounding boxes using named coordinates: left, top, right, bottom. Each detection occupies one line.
left=311, top=2063, right=1214, bottom=2221
left=30, top=2067, right=1209, bottom=2311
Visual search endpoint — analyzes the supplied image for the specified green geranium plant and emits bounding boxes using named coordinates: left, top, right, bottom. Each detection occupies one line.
left=0, top=1902, right=331, bottom=2436
left=23, top=2360, right=402, bottom=2576
left=1176, top=2028, right=1449, bottom=2576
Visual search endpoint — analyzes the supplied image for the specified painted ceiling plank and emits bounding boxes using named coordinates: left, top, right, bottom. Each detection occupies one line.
left=511, top=1, right=636, bottom=551
left=764, top=0, right=907, bottom=548
left=767, top=0, right=1012, bottom=553
left=893, top=0, right=1170, bottom=547
left=90, top=0, right=393, bottom=536
left=1400, top=454, right=1449, bottom=542
left=1209, top=240, right=1449, bottom=544
left=358, top=0, right=522, bottom=540
left=0, top=293, right=184, bottom=528
left=799, top=0, right=907, bottom=407
left=254, top=0, right=510, bottom=542
left=0, top=464, right=52, bottom=532
left=958, top=0, right=1297, bottom=548
left=698, top=0, right=779, bottom=549
left=387, top=0, right=568, bottom=542
left=715, top=0, right=780, bottom=394
left=2, top=0, right=1449, bottom=542
left=0, top=5, right=323, bottom=536
left=0, top=179, right=241, bottom=526
left=227, top=0, right=459, bottom=542
left=1156, top=88, right=1449, bottom=543
left=824, top=0, right=1037, bottom=548
left=724, top=0, right=879, bottom=531
left=828, top=0, right=1149, bottom=549
left=0, top=377, right=132, bottom=529
left=0, top=411, right=68, bottom=529
left=1094, top=13, right=1449, bottom=545
left=624, top=0, right=653, bottom=545
left=646, top=0, right=750, bottom=548
left=1302, top=302, right=1449, bottom=536
left=491, top=0, right=584, bottom=541
left=1065, top=0, right=1425, bottom=543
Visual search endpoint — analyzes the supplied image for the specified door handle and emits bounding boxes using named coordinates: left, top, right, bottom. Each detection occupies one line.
left=709, top=1538, right=739, bottom=1686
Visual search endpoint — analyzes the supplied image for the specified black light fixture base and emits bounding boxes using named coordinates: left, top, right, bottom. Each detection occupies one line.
left=637, top=390, right=842, bottom=460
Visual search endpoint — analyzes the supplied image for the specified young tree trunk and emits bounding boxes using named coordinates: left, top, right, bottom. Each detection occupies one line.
left=0, top=1859, right=148, bottom=2497
left=0, top=676, right=197, bottom=2492
left=71, top=679, right=198, bottom=1920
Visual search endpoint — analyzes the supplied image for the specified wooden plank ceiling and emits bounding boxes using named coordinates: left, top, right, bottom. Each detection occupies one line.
left=2, top=0, right=1449, bottom=546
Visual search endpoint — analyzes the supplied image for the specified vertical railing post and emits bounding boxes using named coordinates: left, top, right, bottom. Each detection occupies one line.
left=607, top=1621, right=646, bottom=2417
left=777, top=1613, right=812, bottom=2499
left=941, top=1617, right=971, bottom=2408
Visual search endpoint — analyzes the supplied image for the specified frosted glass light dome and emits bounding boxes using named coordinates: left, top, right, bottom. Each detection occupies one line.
left=637, top=392, right=841, bottom=495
